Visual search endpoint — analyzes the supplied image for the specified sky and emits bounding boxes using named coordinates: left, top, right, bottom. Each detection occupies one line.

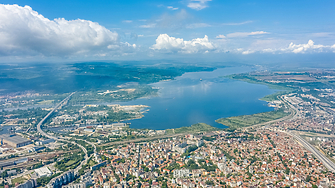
left=0, top=0, right=335, bottom=62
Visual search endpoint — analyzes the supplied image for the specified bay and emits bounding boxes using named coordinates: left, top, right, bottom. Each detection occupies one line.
left=113, top=66, right=277, bottom=130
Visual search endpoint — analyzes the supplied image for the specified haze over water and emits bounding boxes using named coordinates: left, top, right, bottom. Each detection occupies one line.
left=117, top=66, right=277, bottom=130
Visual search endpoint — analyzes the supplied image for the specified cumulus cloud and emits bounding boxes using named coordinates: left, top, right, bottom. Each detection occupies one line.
left=226, top=31, right=268, bottom=38
left=151, top=34, right=214, bottom=53
left=187, top=0, right=212, bottom=10
left=284, top=40, right=326, bottom=53
left=0, top=4, right=135, bottom=57
left=239, top=40, right=334, bottom=55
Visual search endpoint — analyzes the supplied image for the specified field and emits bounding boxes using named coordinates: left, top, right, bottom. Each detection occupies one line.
left=65, top=160, right=77, bottom=166
left=260, top=91, right=291, bottom=102
left=37, top=100, right=54, bottom=105
left=258, top=75, right=317, bottom=82
left=165, top=123, right=220, bottom=134
left=216, top=109, right=289, bottom=130
left=11, top=176, right=29, bottom=185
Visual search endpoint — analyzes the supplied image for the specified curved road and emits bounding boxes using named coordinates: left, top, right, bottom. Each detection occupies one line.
left=36, top=92, right=75, bottom=139
left=33, top=92, right=93, bottom=186
left=243, top=95, right=297, bottom=130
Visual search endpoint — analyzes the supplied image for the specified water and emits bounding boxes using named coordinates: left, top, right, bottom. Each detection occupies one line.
left=2, top=66, right=277, bottom=132
left=111, top=66, right=277, bottom=130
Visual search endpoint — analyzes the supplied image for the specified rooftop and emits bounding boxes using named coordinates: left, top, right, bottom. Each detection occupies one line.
left=0, top=134, right=30, bottom=144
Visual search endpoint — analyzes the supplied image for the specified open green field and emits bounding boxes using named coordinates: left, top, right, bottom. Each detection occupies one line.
left=165, top=123, right=220, bottom=134
left=37, top=100, right=54, bottom=105
left=260, top=91, right=291, bottom=102
left=11, top=176, right=28, bottom=185
left=225, top=74, right=292, bottom=91
left=216, top=109, right=289, bottom=130
left=65, top=160, right=77, bottom=166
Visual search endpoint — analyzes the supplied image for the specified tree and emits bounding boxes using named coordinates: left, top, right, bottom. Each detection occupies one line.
left=206, top=181, right=214, bottom=186
left=285, top=168, right=290, bottom=175
left=137, top=182, right=142, bottom=188
left=162, top=181, right=168, bottom=188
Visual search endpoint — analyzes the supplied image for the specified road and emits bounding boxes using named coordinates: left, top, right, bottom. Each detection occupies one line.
left=32, top=92, right=92, bottom=186
left=263, top=96, right=335, bottom=172
left=285, top=131, right=335, bottom=172
left=76, top=139, right=96, bottom=154
left=36, top=92, right=75, bottom=138
left=243, top=95, right=297, bottom=130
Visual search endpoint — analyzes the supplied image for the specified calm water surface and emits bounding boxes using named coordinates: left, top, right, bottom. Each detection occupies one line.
left=115, top=66, right=276, bottom=130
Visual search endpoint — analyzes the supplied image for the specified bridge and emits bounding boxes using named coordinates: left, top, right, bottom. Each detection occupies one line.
left=30, top=92, right=92, bottom=187
left=36, top=92, right=75, bottom=138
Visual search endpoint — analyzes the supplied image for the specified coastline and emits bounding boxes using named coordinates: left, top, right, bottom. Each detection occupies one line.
left=215, top=73, right=295, bottom=130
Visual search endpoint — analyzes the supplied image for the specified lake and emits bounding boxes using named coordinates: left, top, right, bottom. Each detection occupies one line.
left=113, top=66, right=277, bottom=130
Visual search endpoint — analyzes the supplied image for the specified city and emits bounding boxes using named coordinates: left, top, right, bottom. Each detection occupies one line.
left=1, top=0, right=335, bottom=187
left=1, top=70, right=335, bottom=187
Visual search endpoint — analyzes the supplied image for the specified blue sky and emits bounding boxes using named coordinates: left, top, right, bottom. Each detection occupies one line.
left=0, top=0, right=335, bottom=62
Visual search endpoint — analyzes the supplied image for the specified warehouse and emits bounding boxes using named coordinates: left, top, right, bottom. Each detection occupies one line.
left=35, top=166, right=52, bottom=177
left=0, top=134, right=32, bottom=148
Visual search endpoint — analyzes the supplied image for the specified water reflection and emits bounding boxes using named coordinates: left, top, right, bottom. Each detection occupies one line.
left=112, top=67, right=277, bottom=130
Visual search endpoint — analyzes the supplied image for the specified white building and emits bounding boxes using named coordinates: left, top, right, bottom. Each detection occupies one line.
left=35, top=166, right=52, bottom=177
left=173, top=169, right=190, bottom=178
left=218, top=156, right=227, bottom=173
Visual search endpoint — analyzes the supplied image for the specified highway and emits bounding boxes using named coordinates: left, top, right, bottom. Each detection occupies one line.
left=247, top=94, right=335, bottom=172
left=267, top=96, right=335, bottom=172
left=286, top=131, right=335, bottom=172
left=36, top=92, right=75, bottom=138
left=33, top=92, right=93, bottom=187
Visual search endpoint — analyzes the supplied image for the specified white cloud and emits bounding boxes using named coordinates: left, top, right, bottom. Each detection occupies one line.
left=151, top=34, right=215, bottom=53
left=226, top=31, right=268, bottom=38
left=167, top=6, right=179, bottom=10
left=221, top=21, right=253, bottom=26
left=122, top=20, right=133, bottom=23
left=186, top=23, right=211, bottom=28
left=108, top=42, right=136, bottom=49
left=239, top=40, right=334, bottom=55
left=242, top=50, right=254, bottom=55
left=216, top=35, right=226, bottom=39
left=187, top=0, right=212, bottom=10
left=0, top=4, right=135, bottom=57
left=284, top=40, right=326, bottom=53
left=139, top=23, right=156, bottom=28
